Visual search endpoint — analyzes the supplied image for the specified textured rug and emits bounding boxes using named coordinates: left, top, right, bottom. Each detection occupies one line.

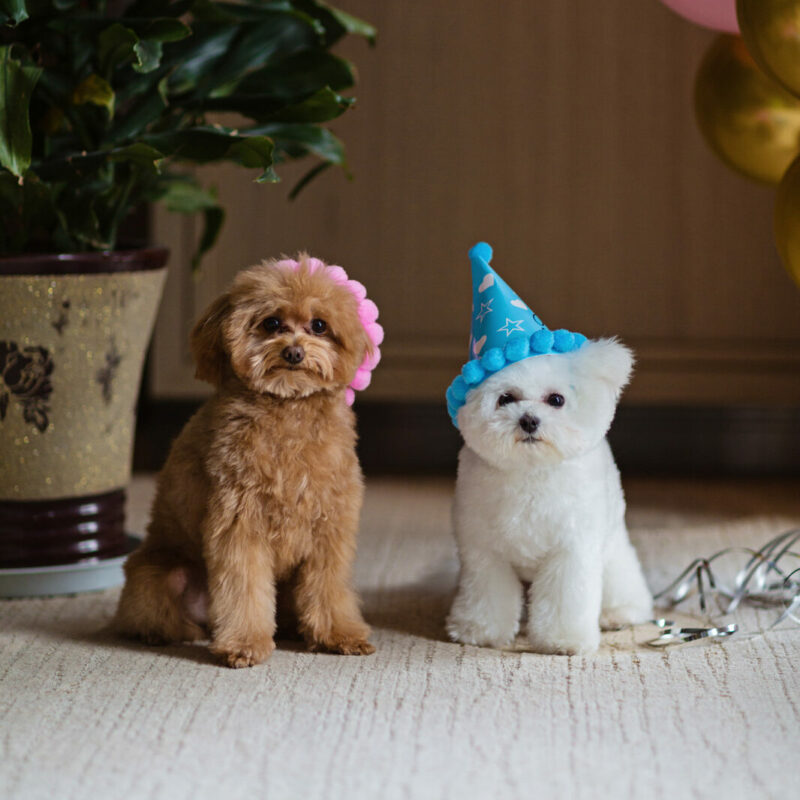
left=1, top=475, right=799, bottom=800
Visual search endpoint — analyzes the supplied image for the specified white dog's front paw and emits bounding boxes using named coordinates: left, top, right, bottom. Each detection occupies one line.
left=446, top=613, right=516, bottom=649
left=527, top=624, right=600, bottom=656
left=599, top=602, right=653, bottom=631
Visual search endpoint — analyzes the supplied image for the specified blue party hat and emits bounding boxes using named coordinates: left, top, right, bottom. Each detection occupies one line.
left=467, top=242, right=545, bottom=357
left=446, top=242, right=587, bottom=428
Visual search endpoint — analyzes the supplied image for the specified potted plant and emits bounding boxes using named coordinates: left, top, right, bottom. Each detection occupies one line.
left=0, top=0, right=374, bottom=596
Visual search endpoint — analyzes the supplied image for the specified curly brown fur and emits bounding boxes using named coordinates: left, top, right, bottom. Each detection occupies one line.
left=114, top=255, right=376, bottom=667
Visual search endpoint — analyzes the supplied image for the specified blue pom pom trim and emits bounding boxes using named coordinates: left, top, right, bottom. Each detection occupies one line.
left=449, top=375, right=469, bottom=403
left=552, top=329, right=574, bottom=352
left=481, top=347, right=505, bottom=372
left=446, top=330, right=586, bottom=428
left=530, top=328, right=554, bottom=354
left=462, top=359, right=485, bottom=385
left=504, top=337, right=530, bottom=362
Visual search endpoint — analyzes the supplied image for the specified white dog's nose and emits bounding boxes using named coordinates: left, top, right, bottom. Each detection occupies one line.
left=518, top=414, right=539, bottom=434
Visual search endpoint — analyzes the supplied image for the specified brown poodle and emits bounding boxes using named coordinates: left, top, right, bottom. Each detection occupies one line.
left=115, top=255, right=377, bottom=667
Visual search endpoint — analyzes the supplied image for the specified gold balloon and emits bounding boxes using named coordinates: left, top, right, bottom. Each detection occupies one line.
left=694, top=35, right=800, bottom=184
left=775, top=153, right=800, bottom=289
left=738, top=0, right=800, bottom=100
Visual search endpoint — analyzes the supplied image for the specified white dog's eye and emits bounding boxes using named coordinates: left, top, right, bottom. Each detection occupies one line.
left=546, top=393, right=565, bottom=408
left=497, top=392, right=519, bottom=407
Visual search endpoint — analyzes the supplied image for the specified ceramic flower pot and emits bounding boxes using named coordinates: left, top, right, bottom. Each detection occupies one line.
left=0, top=248, right=168, bottom=596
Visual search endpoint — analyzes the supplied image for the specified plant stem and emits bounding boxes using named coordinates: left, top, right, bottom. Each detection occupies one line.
left=106, top=168, right=136, bottom=250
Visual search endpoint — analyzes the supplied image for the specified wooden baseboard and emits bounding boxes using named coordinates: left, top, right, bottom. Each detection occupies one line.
left=134, top=400, right=800, bottom=477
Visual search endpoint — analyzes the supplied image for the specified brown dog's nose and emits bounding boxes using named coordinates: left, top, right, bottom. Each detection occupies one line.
left=281, top=345, right=305, bottom=365
left=519, top=414, right=539, bottom=434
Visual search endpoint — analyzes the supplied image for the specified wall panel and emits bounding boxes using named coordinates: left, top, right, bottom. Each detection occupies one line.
left=152, top=0, right=800, bottom=404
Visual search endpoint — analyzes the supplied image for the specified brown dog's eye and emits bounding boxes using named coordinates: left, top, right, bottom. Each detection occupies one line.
left=262, top=316, right=281, bottom=334
left=310, top=318, right=327, bottom=335
left=546, top=393, right=565, bottom=408
left=498, top=392, right=518, bottom=407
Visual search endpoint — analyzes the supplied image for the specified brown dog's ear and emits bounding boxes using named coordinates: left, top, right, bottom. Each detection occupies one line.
left=190, top=294, right=230, bottom=387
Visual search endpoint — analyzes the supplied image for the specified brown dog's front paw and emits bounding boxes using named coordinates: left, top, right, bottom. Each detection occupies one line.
left=337, top=638, right=376, bottom=656
left=211, top=636, right=275, bottom=668
left=309, top=632, right=375, bottom=656
left=140, top=631, right=171, bottom=647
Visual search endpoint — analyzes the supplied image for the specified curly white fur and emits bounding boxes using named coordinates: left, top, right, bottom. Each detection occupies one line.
left=447, top=338, right=653, bottom=655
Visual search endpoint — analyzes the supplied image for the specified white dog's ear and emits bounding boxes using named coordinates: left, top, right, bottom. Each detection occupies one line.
left=569, top=338, right=634, bottom=398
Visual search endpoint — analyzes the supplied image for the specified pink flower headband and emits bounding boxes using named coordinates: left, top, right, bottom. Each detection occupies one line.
left=274, top=256, right=383, bottom=405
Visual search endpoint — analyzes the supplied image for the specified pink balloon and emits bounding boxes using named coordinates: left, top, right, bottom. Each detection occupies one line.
left=658, top=0, right=739, bottom=33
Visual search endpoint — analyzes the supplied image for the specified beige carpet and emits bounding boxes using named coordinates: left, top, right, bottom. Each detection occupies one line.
left=2, top=475, right=800, bottom=800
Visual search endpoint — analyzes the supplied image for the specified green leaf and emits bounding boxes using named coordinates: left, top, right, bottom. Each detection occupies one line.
left=143, top=126, right=275, bottom=168
left=35, top=124, right=337, bottom=186
left=197, top=94, right=288, bottom=118
left=31, top=152, right=103, bottom=180
left=193, top=205, right=224, bottom=269
left=234, top=50, right=355, bottom=99
left=43, top=131, right=275, bottom=183
left=109, top=84, right=167, bottom=140
left=192, top=1, right=322, bottom=31
left=83, top=19, right=183, bottom=76
left=150, top=177, right=225, bottom=269
left=318, top=2, right=376, bottom=43
left=72, top=73, right=115, bottom=117
left=112, top=68, right=163, bottom=105
left=0, top=0, right=27, bottom=26
left=167, top=26, right=238, bottom=93
left=249, top=122, right=345, bottom=164
left=190, top=15, right=320, bottom=96
left=110, top=143, right=165, bottom=175
left=188, top=0, right=245, bottom=24
left=31, top=143, right=158, bottom=180
left=155, top=178, right=218, bottom=212
left=143, top=18, right=192, bottom=42
left=57, top=194, right=107, bottom=249
left=36, top=70, right=73, bottom=107
left=157, top=75, right=169, bottom=104
left=98, top=23, right=138, bottom=75
left=203, top=86, right=352, bottom=123
left=133, top=39, right=163, bottom=73
left=266, top=86, right=352, bottom=123
left=294, top=0, right=376, bottom=46
left=227, top=137, right=276, bottom=182
left=0, top=46, right=42, bottom=177
left=155, top=128, right=277, bottom=180
left=0, top=170, right=63, bottom=252
left=123, top=0, right=193, bottom=18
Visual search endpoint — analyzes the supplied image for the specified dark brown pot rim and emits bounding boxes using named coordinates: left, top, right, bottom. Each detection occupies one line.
left=0, top=246, right=169, bottom=276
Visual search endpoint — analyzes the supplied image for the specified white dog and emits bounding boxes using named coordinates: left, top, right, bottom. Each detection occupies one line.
left=446, top=338, right=652, bottom=655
